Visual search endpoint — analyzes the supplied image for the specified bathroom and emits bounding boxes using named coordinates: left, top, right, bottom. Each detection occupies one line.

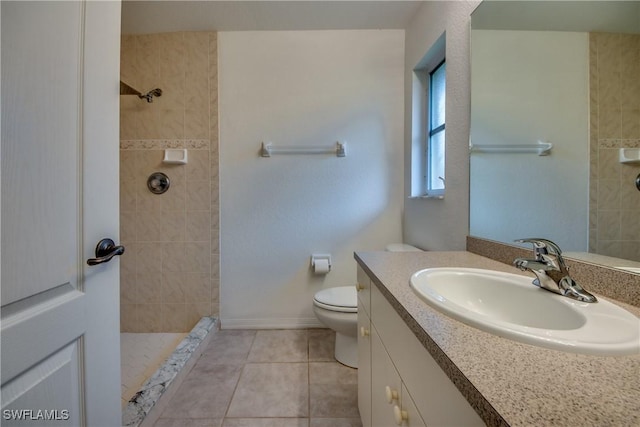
left=1, top=1, right=638, bottom=426
left=116, top=0, right=640, bottom=425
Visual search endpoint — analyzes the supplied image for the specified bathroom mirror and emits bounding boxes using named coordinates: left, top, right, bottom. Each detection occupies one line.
left=469, top=0, right=640, bottom=268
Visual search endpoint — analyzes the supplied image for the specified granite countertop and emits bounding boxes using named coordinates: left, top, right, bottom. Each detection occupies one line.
left=354, top=251, right=640, bottom=427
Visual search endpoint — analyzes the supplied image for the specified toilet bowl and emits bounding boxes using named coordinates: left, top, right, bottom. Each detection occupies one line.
left=312, top=244, right=422, bottom=368
left=313, top=286, right=358, bottom=368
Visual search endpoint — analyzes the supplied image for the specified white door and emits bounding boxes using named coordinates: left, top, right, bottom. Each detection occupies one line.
left=1, top=1, right=122, bottom=426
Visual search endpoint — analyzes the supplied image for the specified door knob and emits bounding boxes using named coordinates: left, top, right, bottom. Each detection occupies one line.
left=87, top=238, right=125, bottom=266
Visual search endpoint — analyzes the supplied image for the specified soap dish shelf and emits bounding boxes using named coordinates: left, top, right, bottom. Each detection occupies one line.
left=619, top=148, right=640, bottom=164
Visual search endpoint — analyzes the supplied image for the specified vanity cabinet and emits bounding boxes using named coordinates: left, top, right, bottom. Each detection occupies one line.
left=357, top=265, right=483, bottom=427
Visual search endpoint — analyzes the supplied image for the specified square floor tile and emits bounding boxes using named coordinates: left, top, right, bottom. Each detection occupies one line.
left=227, top=363, right=309, bottom=417
left=160, top=364, right=242, bottom=418
left=222, top=418, right=309, bottom=427
left=308, top=329, right=335, bottom=362
left=154, top=419, right=222, bottom=427
left=203, top=330, right=256, bottom=364
left=309, top=419, right=362, bottom=427
left=247, top=330, right=308, bottom=362
left=309, top=383, right=360, bottom=418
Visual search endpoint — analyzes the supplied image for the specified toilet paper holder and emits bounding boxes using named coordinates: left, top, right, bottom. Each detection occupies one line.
left=310, top=254, right=332, bottom=274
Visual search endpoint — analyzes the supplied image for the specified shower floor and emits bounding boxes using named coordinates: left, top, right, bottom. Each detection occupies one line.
left=120, top=332, right=187, bottom=407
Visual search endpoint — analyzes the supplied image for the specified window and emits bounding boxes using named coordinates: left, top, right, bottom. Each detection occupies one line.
left=410, top=33, right=445, bottom=199
left=427, top=60, right=445, bottom=197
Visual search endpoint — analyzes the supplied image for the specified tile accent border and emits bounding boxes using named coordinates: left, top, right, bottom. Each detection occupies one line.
left=467, top=236, right=640, bottom=307
left=120, top=139, right=211, bottom=150
left=122, top=316, right=217, bottom=427
left=598, top=139, right=640, bottom=149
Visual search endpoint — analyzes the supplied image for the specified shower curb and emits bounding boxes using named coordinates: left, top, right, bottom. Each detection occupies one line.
left=122, top=317, right=218, bottom=427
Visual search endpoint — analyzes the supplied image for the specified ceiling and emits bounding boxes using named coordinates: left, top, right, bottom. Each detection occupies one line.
left=121, top=1, right=425, bottom=34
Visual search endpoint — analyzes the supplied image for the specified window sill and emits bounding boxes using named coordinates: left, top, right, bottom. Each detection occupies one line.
left=408, top=194, right=445, bottom=200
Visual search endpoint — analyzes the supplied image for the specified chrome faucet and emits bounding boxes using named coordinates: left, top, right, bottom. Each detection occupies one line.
left=513, top=238, right=598, bottom=303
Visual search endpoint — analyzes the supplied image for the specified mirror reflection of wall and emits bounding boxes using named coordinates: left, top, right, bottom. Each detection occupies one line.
left=589, top=32, right=640, bottom=261
left=469, top=0, right=640, bottom=264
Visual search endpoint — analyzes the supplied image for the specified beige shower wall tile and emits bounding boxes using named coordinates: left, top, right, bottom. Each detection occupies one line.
left=162, top=272, right=186, bottom=304
left=597, top=179, right=621, bottom=209
left=137, top=270, right=162, bottom=304
left=137, top=304, right=164, bottom=332
left=184, top=272, right=210, bottom=302
left=120, top=150, right=137, bottom=181
left=159, top=108, right=186, bottom=140
left=137, top=100, right=162, bottom=140
left=159, top=32, right=186, bottom=81
left=186, top=241, right=211, bottom=272
left=120, top=304, right=138, bottom=332
left=187, top=150, right=210, bottom=181
left=211, top=233, right=220, bottom=256
left=120, top=270, right=137, bottom=305
left=621, top=109, right=640, bottom=139
left=598, top=210, right=621, bottom=241
left=598, top=240, right=622, bottom=258
left=120, top=35, right=137, bottom=86
left=211, top=255, right=220, bottom=280
left=621, top=210, right=640, bottom=240
left=135, top=150, right=164, bottom=181
left=160, top=179, right=187, bottom=212
left=162, top=303, right=188, bottom=332
left=187, top=180, right=211, bottom=210
left=120, top=180, right=137, bottom=213
left=137, top=243, right=163, bottom=275
left=162, top=242, right=187, bottom=272
left=186, top=210, right=211, bottom=242
left=210, top=208, right=220, bottom=231
left=620, top=241, right=640, bottom=261
left=599, top=108, right=622, bottom=139
left=120, top=210, right=137, bottom=243
left=137, top=210, right=163, bottom=241
left=120, top=97, right=141, bottom=140
left=598, top=149, right=621, bottom=179
left=138, top=34, right=161, bottom=92
left=185, top=108, right=209, bottom=140
left=186, top=302, right=213, bottom=326
left=161, top=210, right=186, bottom=242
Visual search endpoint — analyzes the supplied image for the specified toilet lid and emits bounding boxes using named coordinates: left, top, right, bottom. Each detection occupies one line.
left=314, top=286, right=357, bottom=313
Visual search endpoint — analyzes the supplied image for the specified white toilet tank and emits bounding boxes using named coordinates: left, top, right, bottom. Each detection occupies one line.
left=385, top=243, right=422, bottom=252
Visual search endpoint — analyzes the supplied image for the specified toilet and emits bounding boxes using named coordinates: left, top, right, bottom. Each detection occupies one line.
left=312, top=243, right=422, bottom=368
left=313, top=286, right=358, bottom=367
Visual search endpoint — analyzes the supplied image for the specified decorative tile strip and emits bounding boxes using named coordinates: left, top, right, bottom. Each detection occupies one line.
left=120, top=139, right=210, bottom=150
left=599, top=139, right=640, bottom=149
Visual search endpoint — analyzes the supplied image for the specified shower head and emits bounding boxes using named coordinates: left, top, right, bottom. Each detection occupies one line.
left=140, top=88, right=162, bottom=103
left=120, top=81, right=162, bottom=103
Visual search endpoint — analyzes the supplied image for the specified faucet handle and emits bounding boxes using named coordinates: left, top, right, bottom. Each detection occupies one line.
left=515, top=237, right=563, bottom=257
left=515, top=238, right=567, bottom=269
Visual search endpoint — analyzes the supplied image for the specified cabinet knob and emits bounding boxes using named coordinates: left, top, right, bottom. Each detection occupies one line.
left=394, top=405, right=409, bottom=425
left=385, top=385, right=399, bottom=403
left=360, top=326, right=370, bottom=338
left=356, top=283, right=365, bottom=291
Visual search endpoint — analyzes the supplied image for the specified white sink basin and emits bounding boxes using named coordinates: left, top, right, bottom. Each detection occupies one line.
left=410, top=268, right=640, bottom=356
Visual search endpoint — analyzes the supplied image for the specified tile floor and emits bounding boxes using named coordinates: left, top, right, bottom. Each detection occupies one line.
left=153, top=329, right=362, bottom=427
left=121, top=332, right=188, bottom=407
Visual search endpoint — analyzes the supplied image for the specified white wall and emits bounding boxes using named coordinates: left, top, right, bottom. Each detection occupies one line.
left=403, top=1, right=481, bottom=251
left=469, top=30, right=589, bottom=251
left=219, top=30, right=404, bottom=328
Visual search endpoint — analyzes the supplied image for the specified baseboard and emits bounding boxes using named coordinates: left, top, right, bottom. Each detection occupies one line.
left=220, top=317, right=324, bottom=330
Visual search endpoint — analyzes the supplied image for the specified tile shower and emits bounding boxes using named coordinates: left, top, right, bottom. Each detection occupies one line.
left=119, top=31, right=220, bottom=332
left=119, top=31, right=220, bottom=408
left=589, top=33, right=640, bottom=261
